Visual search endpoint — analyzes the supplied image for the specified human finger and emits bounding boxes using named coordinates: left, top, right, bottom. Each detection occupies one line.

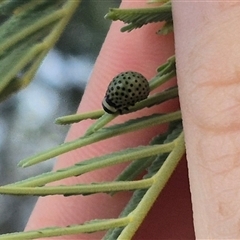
left=173, top=2, right=240, bottom=239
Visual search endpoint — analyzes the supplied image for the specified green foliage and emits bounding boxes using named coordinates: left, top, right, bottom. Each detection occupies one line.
left=0, top=0, right=81, bottom=102
left=105, top=1, right=172, bottom=33
left=0, top=0, right=184, bottom=239
left=104, top=122, right=184, bottom=239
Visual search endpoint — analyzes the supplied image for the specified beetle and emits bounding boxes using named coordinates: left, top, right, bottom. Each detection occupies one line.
left=102, top=71, right=150, bottom=114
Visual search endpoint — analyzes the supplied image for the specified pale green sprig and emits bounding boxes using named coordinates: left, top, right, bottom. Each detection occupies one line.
left=0, top=127, right=184, bottom=240
left=113, top=120, right=180, bottom=183
left=55, top=109, right=104, bottom=125
left=106, top=128, right=185, bottom=239
left=0, top=179, right=154, bottom=196
left=105, top=2, right=172, bottom=33
left=7, top=140, right=175, bottom=187
left=17, top=56, right=177, bottom=168
left=17, top=111, right=181, bottom=168
left=148, top=0, right=170, bottom=4
left=0, top=218, right=129, bottom=240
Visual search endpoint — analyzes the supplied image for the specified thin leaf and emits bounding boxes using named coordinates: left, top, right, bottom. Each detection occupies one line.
left=55, top=110, right=104, bottom=125
left=18, top=111, right=181, bottom=168
left=0, top=218, right=129, bottom=240
left=0, top=178, right=153, bottom=196
left=104, top=127, right=184, bottom=239
left=105, top=2, right=172, bottom=32
left=7, top=141, right=174, bottom=188
left=158, top=20, right=173, bottom=35
left=113, top=128, right=172, bottom=183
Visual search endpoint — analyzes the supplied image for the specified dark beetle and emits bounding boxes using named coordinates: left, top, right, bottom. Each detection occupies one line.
left=102, top=71, right=150, bottom=114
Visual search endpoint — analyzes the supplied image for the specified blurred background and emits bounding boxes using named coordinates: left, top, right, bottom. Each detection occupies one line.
left=0, top=0, right=120, bottom=234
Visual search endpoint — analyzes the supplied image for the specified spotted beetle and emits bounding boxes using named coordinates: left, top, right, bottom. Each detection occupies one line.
left=102, top=71, right=150, bottom=114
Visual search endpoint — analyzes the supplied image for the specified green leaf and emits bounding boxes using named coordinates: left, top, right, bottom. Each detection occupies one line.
left=0, top=179, right=152, bottom=196
left=105, top=2, right=172, bottom=32
left=4, top=142, right=174, bottom=188
left=55, top=109, right=104, bottom=125
left=0, top=0, right=33, bottom=15
left=17, top=111, right=181, bottom=168
left=104, top=126, right=185, bottom=239
left=113, top=127, right=172, bottom=183
left=148, top=0, right=170, bottom=3
left=0, top=0, right=81, bottom=102
left=158, top=20, right=173, bottom=35
left=0, top=218, right=129, bottom=240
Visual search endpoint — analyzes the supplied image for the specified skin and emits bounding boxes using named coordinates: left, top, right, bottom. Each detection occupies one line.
left=25, top=1, right=240, bottom=239
left=173, top=1, right=240, bottom=239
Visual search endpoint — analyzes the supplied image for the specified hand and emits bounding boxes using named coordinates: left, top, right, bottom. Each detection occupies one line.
left=173, top=2, right=240, bottom=239
left=26, top=1, right=240, bottom=239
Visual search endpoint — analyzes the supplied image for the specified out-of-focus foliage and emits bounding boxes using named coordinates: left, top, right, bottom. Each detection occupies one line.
left=57, top=0, right=121, bottom=56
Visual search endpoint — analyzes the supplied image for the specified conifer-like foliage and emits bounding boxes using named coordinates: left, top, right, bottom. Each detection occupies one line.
left=0, top=0, right=80, bottom=102
left=0, top=1, right=184, bottom=239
